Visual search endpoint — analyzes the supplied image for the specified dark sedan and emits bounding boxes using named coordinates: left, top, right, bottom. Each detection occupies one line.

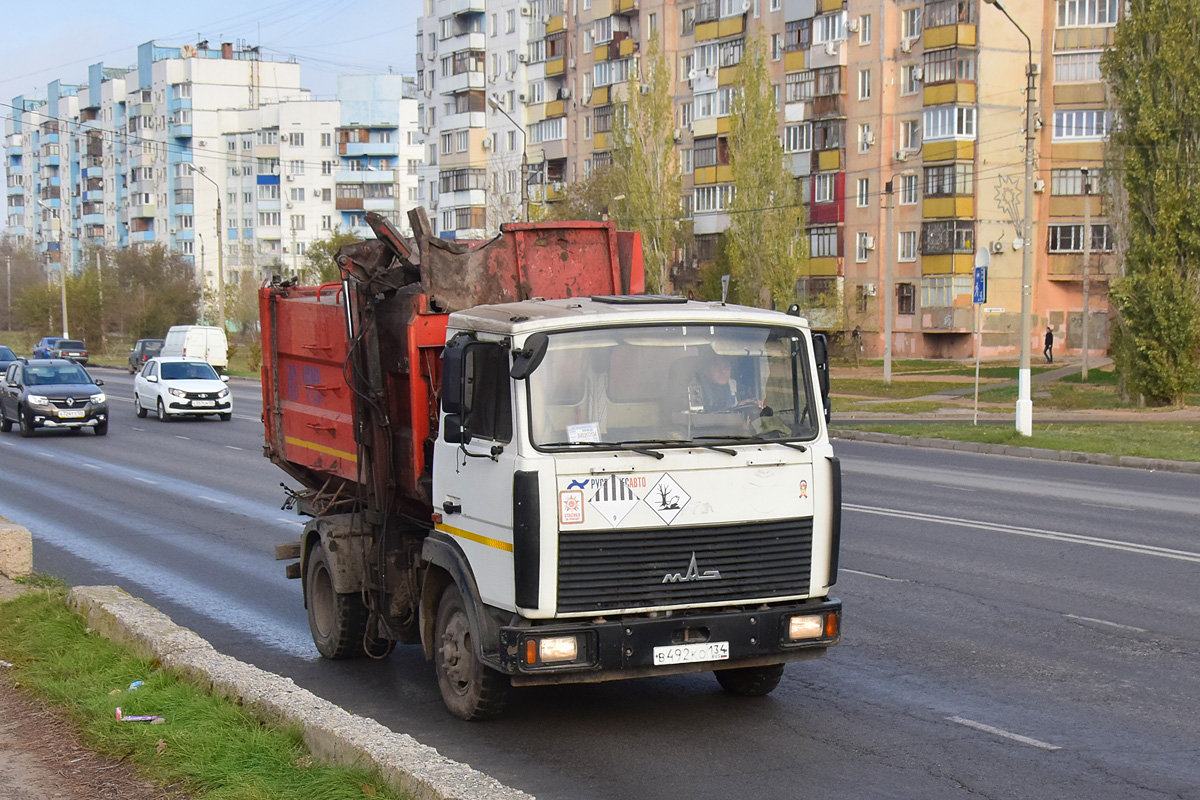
left=0, top=359, right=108, bottom=436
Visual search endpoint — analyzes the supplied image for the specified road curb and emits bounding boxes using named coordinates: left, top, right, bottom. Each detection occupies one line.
left=831, top=429, right=1200, bottom=475
left=67, top=585, right=533, bottom=800
left=0, top=520, right=33, bottom=579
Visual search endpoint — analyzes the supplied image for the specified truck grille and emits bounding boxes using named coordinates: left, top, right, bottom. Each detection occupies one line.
left=557, top=518, right=813, bottom=613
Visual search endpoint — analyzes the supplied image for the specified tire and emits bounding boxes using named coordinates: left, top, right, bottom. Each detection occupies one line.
left=134, top=394, right=147, bottom=418
left=305, top=541, right=369, bottom=659
left=156, top=398, right=169, bottom=422
left=434, top=584, right=509, bottom=721
left=714, top=664, right=786, bottom=697
left=0, top=411, right=10, bottom=433
left=94, top=421, right=108, bottom=436
left=18, top=408, right=34, bottom=438
left=219, top=412, right=232, bottom=422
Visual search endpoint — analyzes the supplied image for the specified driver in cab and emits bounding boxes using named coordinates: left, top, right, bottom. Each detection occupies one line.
left=698, top=355, right=760, bottom=413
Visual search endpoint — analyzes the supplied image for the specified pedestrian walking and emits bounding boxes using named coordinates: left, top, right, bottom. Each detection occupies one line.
left=1043, top=326, right=1054, bottom=364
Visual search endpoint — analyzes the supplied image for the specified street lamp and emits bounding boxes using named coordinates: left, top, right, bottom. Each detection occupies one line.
left=983, top=0, right=1038, bottom=436
left=196, top=231, right=207, bottom=324
left=188, top=164, right=225, bottom=333
left=487, top=94, right=528, bottom=223
left=36, top=199, right=69, bottom=338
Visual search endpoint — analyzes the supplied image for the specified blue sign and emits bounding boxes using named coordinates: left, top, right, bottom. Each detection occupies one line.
left=972, top=265, right=988, bottom=304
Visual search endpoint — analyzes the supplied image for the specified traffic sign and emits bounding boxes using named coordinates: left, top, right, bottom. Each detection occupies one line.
left=973, top=265, right=988, bottom=304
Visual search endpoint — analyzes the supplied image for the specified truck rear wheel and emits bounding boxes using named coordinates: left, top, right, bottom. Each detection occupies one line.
left=305, top=541, right=369, bottom=659
left=434, top=584, right=509, bottom=721
left=714, top=664, right=786, bottom=697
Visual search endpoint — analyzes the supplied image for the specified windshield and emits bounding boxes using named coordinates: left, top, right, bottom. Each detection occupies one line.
left=25, top=365, right=91, bottom=385
left=0, top=347, right=14, bottom=360
left=142, top=341, right=163, bottom=354
left=160, top=362, right=219, bottom=381
left=528, top=324, right=819, bottom=449
left=57, top=340, right=85, bottom=349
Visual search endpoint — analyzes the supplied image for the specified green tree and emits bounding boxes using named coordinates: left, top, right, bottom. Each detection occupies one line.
left=611, top=37, right=684, bottom=294
left=109, top=245, right=202, bottom=339
left=725, top=37, right=808, bottom=309
left=0, top=239, right=43, bottom=332
left=1103, top=0, right=1200, bottom=405
left=543, top=163, right=624, bottom=222
left=302, top=227, right=362, bottom=284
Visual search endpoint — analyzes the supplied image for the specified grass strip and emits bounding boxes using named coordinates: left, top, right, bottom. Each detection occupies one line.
left=832, top=379, right=971, bottom=399
left=0, top=583, right=405, bottom=800
left=836, top=422, right=1200, bottom=463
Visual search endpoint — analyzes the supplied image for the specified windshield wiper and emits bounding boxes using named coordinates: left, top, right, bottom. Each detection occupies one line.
left=540, top=440, right=666, bottom=459
left=615, top=438, right=743, bottom=457
left=694, top=435, right=808, bottom=453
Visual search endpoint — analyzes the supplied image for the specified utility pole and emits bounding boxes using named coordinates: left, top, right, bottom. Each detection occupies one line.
left=189, top=165, right=225, bottom=333
left=883, top=178, right=895, bottom=385
left=1080, top=166, right=1091, bottom=381
left=198, top=232, right=206, bottom=324
left=5, top=256, right=10, bottom=331
left=96, top=249, right=104, bottom=351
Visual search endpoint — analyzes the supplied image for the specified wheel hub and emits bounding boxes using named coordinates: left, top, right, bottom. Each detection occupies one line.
left=439, top=612, right=472, bottom=690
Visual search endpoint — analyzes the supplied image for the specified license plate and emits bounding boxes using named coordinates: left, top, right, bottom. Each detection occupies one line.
left=192, top=400, right=215, bottom=407
left=652, top=641, right=729, bottom=666
left=58, top=409, right=86, bottom=419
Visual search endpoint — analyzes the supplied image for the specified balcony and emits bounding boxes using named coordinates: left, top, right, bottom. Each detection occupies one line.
left=336, top=196, right=364, bottom=211
left=449, top=0, right=485, bottom=13
left=82, top=213, right=104, bottom=226
left=922, top=306, right=973, bottom=332
left=440, top=70, right=486, bottom=94
left=83, top=189, right=105, bottom=202
left=363, top=197, right=396, bottom=212
left=169, top=123, right=192, bottom=138
left=336, top=169, right=394, bottom=184
left=131, top=203, right=156, bottom=218
left=129, top=229, right=156, bottom=244
left=546, top=57, right=565, bottom=76
left=340, top=140, right=401, bottom=157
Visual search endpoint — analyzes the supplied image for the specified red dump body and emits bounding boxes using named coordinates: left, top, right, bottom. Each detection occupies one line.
left=260, top=212, right=644, bottom=513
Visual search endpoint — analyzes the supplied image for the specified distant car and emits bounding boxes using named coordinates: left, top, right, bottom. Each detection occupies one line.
left=128, top=338, right=165, bottom=373
left=32, top=337, right=64, bottom=358
left=0, top=358, right=108, bottom=437
left=133, top=356, right=232, bottom=422
left=48, top=339, right=89, bottom=365
left=0, top=346, right=17, bottom=373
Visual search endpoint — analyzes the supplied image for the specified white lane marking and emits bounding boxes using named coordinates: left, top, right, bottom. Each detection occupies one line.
left=84, top=463, right=101, bottom=469
left=1, top=441, right=13, bottom=447
left=175, top=435, right=190, bottom=440
left=1081, top=501, right=1135, bottom=511
left=1063, top=614, right=1147, bottom=633
left=932, top=483, right=977, bottom=492
left=842, top=568, right=905, bottom=582
left=131, top=427, right=145, bottom=431
left=134, top=477, right=158, bottom=485
left=197, top=495, right=228, bottom=505
left=225, top=445, right=243, bottom=451
left=847, top=504, right=1200, bottom=564
left=276, top=517, right=297, bottom=525
left=948, top=716, right=1062, bottom=751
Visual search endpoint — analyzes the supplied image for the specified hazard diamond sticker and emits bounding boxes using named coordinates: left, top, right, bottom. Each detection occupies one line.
left=644, top=473, right=690, bottom=525
left=586, top=474, right=645, bottom=526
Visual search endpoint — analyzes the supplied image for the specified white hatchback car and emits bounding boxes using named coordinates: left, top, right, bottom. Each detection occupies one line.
left=134, top=357, right=232, bottom=421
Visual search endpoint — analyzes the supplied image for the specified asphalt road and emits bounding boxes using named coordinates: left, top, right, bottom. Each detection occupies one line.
left=2, top=368, right=1198, bottom=799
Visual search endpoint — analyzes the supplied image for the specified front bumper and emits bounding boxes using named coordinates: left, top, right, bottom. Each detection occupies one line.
left=166, top=399, right=232, bottom=414
left=498, top=597, right=841, bottom=686
left=30, top=404, right=107, bottom=429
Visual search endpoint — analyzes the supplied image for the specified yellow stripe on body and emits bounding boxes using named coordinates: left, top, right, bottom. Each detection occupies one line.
left=284, top=436, right=359, bottom=463
left=435, top=523, right=514, bottom=553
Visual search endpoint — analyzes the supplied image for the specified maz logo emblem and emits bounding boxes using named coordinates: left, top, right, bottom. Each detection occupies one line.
left=662, top=552, right=721, bottom=584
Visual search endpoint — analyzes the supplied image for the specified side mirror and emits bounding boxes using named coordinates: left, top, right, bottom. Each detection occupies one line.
left=147, top=375, right=159, bottom=383
left=812, top=333, right=831, bottom=425
left=510, top=332, right=549, bottom=380
left=442, top=413, right=466, bottom=443
left=221, top=375, right=230, bottom=383
left=441, top=333, right=471, bottom=416
left=93, top=379, right=104, bottom=387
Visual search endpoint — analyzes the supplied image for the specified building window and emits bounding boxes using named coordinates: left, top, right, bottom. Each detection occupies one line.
left=289, top=160, right=305, bottom=175
left=1053, top=110, right=1112, bottom=140
left=901, top=64, right=922, bottom=96
left=855, top=231, right=873, bottom=262
left=441, top=133, right=453, bottom=155
left=813, top=119, right=844, bottom=149
left=923, top=47, right=975, bottom=84
left=897, top=282, right=916, bottom=314
left=809, top=226, right=839, bottom=257
left=456, top=130, right=469, bottom=152
left=694, top=184, right=734, bottom=212
left=922, top=105, right=976, bottom=141
left=901, top=119, right=921, bottom=150
left=924, top=162, right=973, bottom=196
left=288, top=132, right=305, bottom=147
left=902, top=6, right=923, bottom=39
left=1053, top=51, right=1104, bottom=83
left=924, top=0, right=976, bottom=28
left=682, top=6, right=696, bottom=35
left=290, top=215, right=305, bottom=230
left=786, top=70, right=815, bottom=103
left=922, top=274, right=972, bottom=306
left=899, top=231, right=918, bottom=261
left=858, top=68, right=872, bottom=99
left=813, top=173, right=836, bottom=203
left=785, top=19, right=812, bottom=51
left=1048, top=223, right=1114, bottom=252
left=784, top=123, right=812, bottom=153
left=772, top=33, right=783, bottom=60
left=1057, top=0, right=1118, bottom=27
left=856, top=178, right=870, bottom=207
left=813, top=11, right=846, bottom=44
left=900, top=174, right=919, bottom=205
left=858, top=14, right=871, bottom=44
left=921, top=220, right=975, bottom=254
left=1050, top=168, right=1102, bottom=195
left=858, top=123, right=873, bottom=153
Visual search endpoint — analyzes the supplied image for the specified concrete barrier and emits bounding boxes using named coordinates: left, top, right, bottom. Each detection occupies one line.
left=0, top=519, right=33, bottom=579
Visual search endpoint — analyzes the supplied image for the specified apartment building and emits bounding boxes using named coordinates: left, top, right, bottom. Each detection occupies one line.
left=5, top=41, right=422, bottom=295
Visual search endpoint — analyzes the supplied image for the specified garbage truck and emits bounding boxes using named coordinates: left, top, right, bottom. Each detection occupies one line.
left=263, top=209, right=842, bottom=720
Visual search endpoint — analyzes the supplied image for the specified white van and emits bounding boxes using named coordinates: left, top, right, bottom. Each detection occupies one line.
left=161, top=325, right=229, bottom=372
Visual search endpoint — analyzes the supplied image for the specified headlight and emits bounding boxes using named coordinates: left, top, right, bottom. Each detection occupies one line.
left=786, top=614, right=827, bottom=641
left=26, top=395, right=49, bottom=406
left=525, top=635, right=580, bottom=665
left=90, top=393, right=106, bottom=404
left=168, top=387, right=187, bottom=398
left=218, top=388, right=230, bottom=398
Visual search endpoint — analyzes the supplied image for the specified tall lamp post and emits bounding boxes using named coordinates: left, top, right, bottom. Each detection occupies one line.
left=36, top=199, right=70, bottom=338
left=196, top=231, right=207, bottom=324
left=983, top=0, right=1038, bottom=436
left=487, top=95, right=528, bottom=223
left=188, top=164, right=225, bottom=333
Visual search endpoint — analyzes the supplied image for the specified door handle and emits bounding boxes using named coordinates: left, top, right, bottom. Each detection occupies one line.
left=442, top=500, right=462, bottom=515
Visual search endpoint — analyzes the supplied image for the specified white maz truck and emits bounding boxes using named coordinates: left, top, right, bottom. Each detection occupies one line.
left=264, top=210, right=842, bottom=719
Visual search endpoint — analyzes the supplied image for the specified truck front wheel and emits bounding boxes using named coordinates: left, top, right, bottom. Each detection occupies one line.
left=714, top=664, right=786, bottom=697
left=434, top=585, right=509, bottom=721
left=305, top=542, right=369, bottom=659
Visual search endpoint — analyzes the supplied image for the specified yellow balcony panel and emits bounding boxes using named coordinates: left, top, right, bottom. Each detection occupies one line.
left=817, top=149, right=841, bottom=171
left=923, top=82, right=976, bottom=106
left=1053, top=26, right=1115, bottom=50
left=921, top=253, right=975, bottom=276
left=1049, top=196, right=1107, bottom=217
left=594, top=47, right=610, bottom=62
left=527, top=104, right=546, bottom=124
left=784, top=50, right=807, bottom=71
left=694, top=166, right=718, bottom=185
left=808, top=257, right=840, bottom=277
left=692, top=117, right=718, bottom=137
left=618, top=0, right=638, bottom=11
left=922, top=140, right=974, bottom=163
left=547, top=184, right=566, bottom=201
left=718, top=65, right=740, bottom=86
left=716, top=116, right=732, bottom=134
left=545, top=14, right=567, bottom=33
left=546, top=57, right=565, bottom=76
left=545, top=99, right=566, bottom=118
left=590, top=86, right=609, bottom=106
left=1052, top=141, right=1104, bottom=162
left=819, top=0, right=844, bottom=12
left=695, top=21, right=719, bottom=41
left=593, top=131, right=609, bottom=150
left=922, top=196, right=974, bottom=218
left=1053, top=84, right=1106, bottom=105
left=717, top=16, right=745, bottom=37
left=716, top=164, right=733, bottom=183
left=619, top=37, right=636, bottom=57
left=923, top=23, right=976, bottom=49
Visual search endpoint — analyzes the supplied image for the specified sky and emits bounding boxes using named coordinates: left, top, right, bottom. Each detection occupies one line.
left=0, top=0, right=423, bottom=109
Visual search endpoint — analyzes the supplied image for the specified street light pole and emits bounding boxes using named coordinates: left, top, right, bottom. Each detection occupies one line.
left=189, top=165, right=225, bottom=332
left=37, top=199, right=69, bottom=338
left=487, top=95, right=528, bottom=223
left=1081, top=166, right=1091, bottom=381
left=883, top=177, right=895, bottom=385
left=197, top=231, right=206, bottom=324
left=984, top=0, right=1037, bottom=436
